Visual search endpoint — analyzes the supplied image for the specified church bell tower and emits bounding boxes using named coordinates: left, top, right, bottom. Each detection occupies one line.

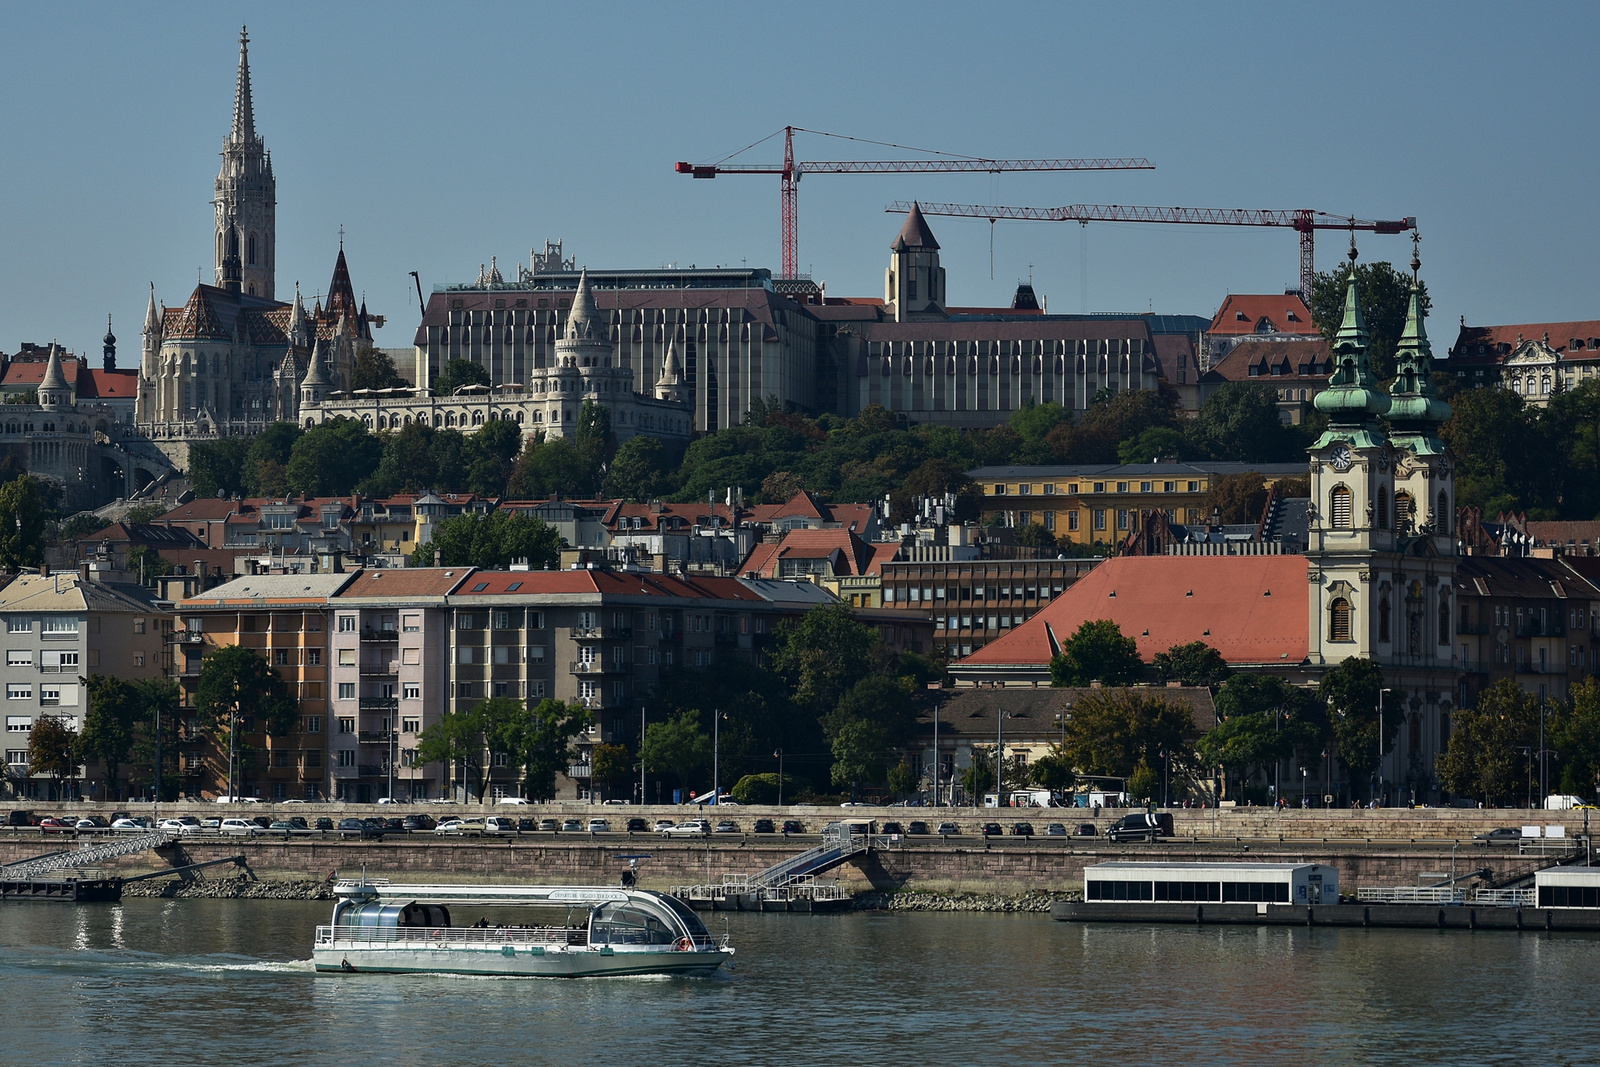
left=214, top=27, right=275, bottom=299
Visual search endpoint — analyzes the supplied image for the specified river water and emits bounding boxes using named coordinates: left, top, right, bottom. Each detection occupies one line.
left=2, top=899, right=1596, bottom=1065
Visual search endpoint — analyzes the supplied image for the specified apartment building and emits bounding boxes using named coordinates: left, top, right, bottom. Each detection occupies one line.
left=971, top=462, right=1306, bottom=546
left=327, top=567, right=471, bottom=801
left=1454, top=555, right=1600, bottom=709
left=174, top=571, right=355, bottom=800
left=1, top=565, right=168, bottom=799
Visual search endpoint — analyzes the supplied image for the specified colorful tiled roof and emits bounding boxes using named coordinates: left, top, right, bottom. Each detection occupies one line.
left=1208, top=294, right=1317, bottom=337
left=958, top=554, right=1311, bottom=668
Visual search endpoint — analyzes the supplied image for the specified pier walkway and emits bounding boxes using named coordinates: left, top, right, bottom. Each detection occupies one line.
left=1, top=830, right=173, bottom=880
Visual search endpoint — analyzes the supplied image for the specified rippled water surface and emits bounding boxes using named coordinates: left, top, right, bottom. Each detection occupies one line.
left=3, top=898, right=1599, bottom=1065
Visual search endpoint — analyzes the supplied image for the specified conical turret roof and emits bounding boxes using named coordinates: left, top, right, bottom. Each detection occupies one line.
left=232, top=27, right=255, bottom=144
left=657, top=339, right=683, bottom=383
left=39, top=345, right=70, bottom=409
left=326, top=248, right=358, bottom=322
left=1386, top=283, right=1451, bottom=452
left=892, top=202, right=940, bottom=252
left=301, top=337, right=331, bottom=387
left=143, top=283, right=161, bottom=336
left=565, top=269, right=601, bottom=342
left=1313, top=266, right=1390, bottom=435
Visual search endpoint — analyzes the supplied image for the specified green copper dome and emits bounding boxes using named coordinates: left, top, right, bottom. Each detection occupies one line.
left=1313, top=269, right=1391, bottom=424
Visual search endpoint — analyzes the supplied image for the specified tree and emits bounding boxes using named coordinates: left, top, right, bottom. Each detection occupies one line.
left=352, top=348, right=405, bottom=391
left=432, top=358, right=491, bottom=397
left=124, top=502, right=167, bottom=525
left=642, top=709, right=710, bottom=792
left=0, top=475, right=47, bottom=569
left=1152, top=642, right=1231, bottom=688
left=1031, top=748, right=1075, bottom=793
left=1057, top=688, right=1197, bottom=780
left=1050, top=619, right=1143, bottom=687
left=825, top=675, right=917, bottom=748
left=732, top=772, right=805, bottom=805
left=188, top=437, right=251, bottom=498
left=603, top=436, right=674, bottom=501
left=54, top=511, right=106, bottom=545
left=1437, top=680, right=1538, bottom=806
left=27, top=714, right=79, bottom=795
left=962, top=746, right=996, bottom=799
left=126, top=679, right=180, bottom=803
left=1185, top=383, right=1301, bottom=463
left=411, top=510, right=562, bottom=570
left=574, top=400, right=612, bottom=476
left=82, top=675, right=140, bottom=798
left=1319, top=657, right=1392, bottom=799
left=1440, top=386, right=1537, bottom=516
left=507, top=436, right=595, bottom=499
left=1202, top=471, right=1269, bottom=525
left=589, top=742, right=633, bottom=799
left=126, top=545, right=174, bottom=586
left=769, top=603, right=884, bottom=721
left=887, top=759, right=918, bottom=799
left=1118, top=426, right=1186, bottom=464
left=1196, top=699, right=1320, bottom=802
left=463, top=419, right=524, bottom=497
left=758, top=470, right=805, bottom=504
left=243, top=422, right=303, bottom=495
left=285, top=418, right=383, bottom=496
left=507, top=698, right=589, bottom=802
left=1310, top=261, right=1429, bottom=383
left=830, top=718, right=887, bottom=800
left=193, top=645, right=297, bottom=794
left=1014, top=523, right=1057, bottom=551
left=1553, top=679, right=1600, bottom=797
left=416, top=708, right=486, bottom=802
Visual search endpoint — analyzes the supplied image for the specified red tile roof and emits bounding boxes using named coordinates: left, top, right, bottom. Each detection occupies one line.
left=1207, top=338, right=1332, bottom=383
left=959, top=554, right=1310, bottom=668
left=739, top=528, right=885, bottom=579
left=1448, top=321, right=1600, bottom=364
left=79, top=369, right=137, bottom=398
left=333, top=567, right=475, bottom=598
left=447, top=569, right=766, bottom=601
left=1208, top=294, right=1317, bottom=337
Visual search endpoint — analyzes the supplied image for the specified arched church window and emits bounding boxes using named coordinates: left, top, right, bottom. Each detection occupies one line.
left=1379, top=596, right=1391, bottom=643
left=1329, top=598, right=1352, bottom=642
left=1376, top=486, right=1389, bottom=530
left=248, top=234, right=256, bottom=266
left=1437, top=490, right=1450, bottom=534
left=1438, top=595, right=1451, bottom=646
left=1329, top=485, right=1353, bottom=528
left=1395, top=491, right=1414, bottom=532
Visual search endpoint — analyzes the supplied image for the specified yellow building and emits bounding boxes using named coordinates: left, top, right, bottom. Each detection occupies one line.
left=969, top=462, right=1306, bottom=546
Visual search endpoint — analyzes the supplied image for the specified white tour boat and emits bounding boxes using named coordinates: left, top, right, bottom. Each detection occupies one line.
left=313, top=880, right=733, bottom=977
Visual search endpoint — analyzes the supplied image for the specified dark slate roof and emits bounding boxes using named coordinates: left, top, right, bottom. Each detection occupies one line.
left=892, top=202, right=940, bottom=251
left=326, top=249, right=359, bottom=323
left=162, top=285, right=292, bottom=346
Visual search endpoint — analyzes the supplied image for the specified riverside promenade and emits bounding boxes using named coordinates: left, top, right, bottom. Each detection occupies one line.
left=4, top=804, right=1588, bottom=898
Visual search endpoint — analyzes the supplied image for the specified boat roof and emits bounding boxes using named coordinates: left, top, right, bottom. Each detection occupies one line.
left=1083, top=862, right=1326, bottom=875
left=335, top=881, right=661, bottom=907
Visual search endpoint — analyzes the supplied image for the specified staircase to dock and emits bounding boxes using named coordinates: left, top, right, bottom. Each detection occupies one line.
left=1, top=830, right=173, bottom=881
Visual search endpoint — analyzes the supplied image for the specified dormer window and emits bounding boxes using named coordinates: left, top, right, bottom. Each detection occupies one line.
left=1287, top=311, right=1300, bottom=322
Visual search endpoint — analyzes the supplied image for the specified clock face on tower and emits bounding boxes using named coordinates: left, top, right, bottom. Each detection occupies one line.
left=1328, top=444, right=1354, bottom=472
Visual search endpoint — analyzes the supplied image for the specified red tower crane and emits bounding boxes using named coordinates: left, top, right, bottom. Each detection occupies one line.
left=885, top=200, right=1417, bottom=297
left=676, top=127, right=1154, bottom=279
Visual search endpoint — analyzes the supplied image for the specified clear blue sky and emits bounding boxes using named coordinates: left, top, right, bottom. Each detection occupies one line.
left=2, top=1, right=1595, bottom=360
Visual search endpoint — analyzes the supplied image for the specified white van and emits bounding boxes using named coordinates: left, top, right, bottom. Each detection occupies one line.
left=484, top=816, right=520, bottom=835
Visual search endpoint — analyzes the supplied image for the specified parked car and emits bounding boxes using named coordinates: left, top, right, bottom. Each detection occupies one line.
left=781, top=819, right=806, bottom=835
left=402, top=814, right=436, bottom=832
left=435, top=819, right=483, bottom=837
left=111, top=817, right=152, bottom=832
left=752, top=818, right=776, bottom=834
left=39, top=816, right=76, bottom=832
left=1473, top=827, right=1523, bottom=846
left=1044, top=823, right=1068, bottom=837
left=5, top=809, right=38, bottom=827
left=267, top=820, right=299, bottom=835
left=313, top=817, right=335, bottom=831
left=560, top=818, right=583, bottom=832
left=936, top=822, right=961, bottom=835
left=1105, top=812, right=1174, bottom=843
left=496, top=797, right=530, bottom=806
left=338, top=817, right=386, bottom=839
left=1010, top=822, right=1035, bottom=837
left=76, top=816, right=110, bottom=830
left=652, top=819, right=676, bottom=832
left=249, top=815, right=274, bottom=830
left=517, top=817, right=540, bottom=832
left=713, top=820, right=740, bottom=834
left=625, top=817, right=649, bottom=833
left=1073, top=823, right=1098, bottom=838
left=483, top=816, right=519, bottom=835
left=382, top=818, right=407, bottom=834
left=537, top=818, right=560, bottom=832
left=881, top=821, right=904, bottom=835
left=157, top=818, right=198, bottom=835
left=661, top=819, right=710, bottom=836
left=219, top=818, right=263, bottom=836
left=906, top=821, right=929, bottom=835
left=981, top=823, right=1003, bottom=837
left=201, top=817, right=223, bottom=830
left=586, top=819, right=611, bottom=834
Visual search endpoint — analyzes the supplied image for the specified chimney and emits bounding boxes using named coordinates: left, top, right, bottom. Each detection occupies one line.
left=39, top=563, right=49, bottom=578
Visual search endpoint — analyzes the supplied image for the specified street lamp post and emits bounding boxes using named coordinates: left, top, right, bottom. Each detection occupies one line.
left=1377, top=688, right=1392, bottom=807
left=1321, top=748, right=1330, bottom=808
left=639, top=704, right=647, bottom=808
left=932, top=707, right=940, bottom=807
left=1539, top=697, right=1548, bottom=808
left=774, top=748, right=784, bottom=807
left=996, top=706, right=1005, bottom=808
left=712, top=708, right=720, bottom=807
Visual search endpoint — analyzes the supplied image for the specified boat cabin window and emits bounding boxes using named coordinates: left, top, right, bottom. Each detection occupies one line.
left=590, top=903, right=678, bottom=945
left=657, top=893, right=711, bottom=938
left=400, top=903, right=451, bottom=927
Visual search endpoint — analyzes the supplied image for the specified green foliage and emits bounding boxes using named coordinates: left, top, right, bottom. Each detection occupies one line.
left=193, top=644, right=296, bottom=740
left=887, top=759, right=918, bottom=799
left=27, top=713, right=79, bottom=786
left=1049, top=619, right=1143, bottom=687
left=1203, top=471, right=1268, bottom=525
left=1057, top=688, right=1198, bottom=779
left=1553, top=679, right=1600, bottom=797
left=731, top=772, right=805, bottom=805
left=125, top=545, right=174, bottom=586
left=1014, top=523, right=1057, bottom=551
left=286, top=418, right=383, bottom=496
left=1309, top=261, right=1429, bottom=383
left=1030, top=749, right=1075, bottom=791
left=432, top=358, right=491, bottom=397
left=1152, top=641, right=1231, bottom=688
left=824, top=675, right=917, bottom=754
left=54, top=511, right=106, bottom=544
left=1318, top=657, right=1392, bottom=796
left=124, top=502, right=167, bottom=525
left=642, top=709, right=711, bottom=789
left=601, top=436, right=673, bottom=501
left=509, top=698, right=590, bottom=801
left=962, top=746, right=996, bottom=798
left=1048, top=389, right=1181, bottom=464
left=1196, top=680, right=1322, bottom=801
left=1009, top=402, right=1073, bottom=443
left=464, top=419, right=524, bottom=497
left=1437, top=680, right=1538, bottom=805
left=1128, top=759, right=1160, bottom=802
left=829, top=718, right=888, bottom=796
left=589, top=742, right=633, bottom=794
left=415, top=708, right=486, bottom=800
left=410, top=509, right=562, bottom=569
left=508, top=437, right=595, bottom=499
left=769, top=603, right=884, bottom=720
left=187, top=437, right=249, bottom=499
left=81, top=675, right=139, bottom=792
left=126, top=679, right=180, bottom=802
left=1118, top=425, right=1186, bottom=464
left=1185, top=383, right=1303, bottom=463
left=0, top=476, right=46, bottom=569
left=353, top=348, right=405, bottom=391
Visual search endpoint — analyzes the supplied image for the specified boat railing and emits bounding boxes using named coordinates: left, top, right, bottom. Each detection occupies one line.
left=1356, top=887, right=1470, bottom=905
left=318, top=924, right=583, bottom=947
left=1471, top=887, right=1536, bottom=907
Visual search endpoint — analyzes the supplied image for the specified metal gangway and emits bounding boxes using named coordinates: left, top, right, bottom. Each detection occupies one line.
left=752, top=824, right=880, bottom=891
left=1, top=830, right=173, bottom=880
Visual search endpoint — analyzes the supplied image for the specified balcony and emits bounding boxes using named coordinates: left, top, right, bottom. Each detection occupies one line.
left=361, top=627, right=399, bottom=642
left=358, top=730, right=396, bottom=744
left=172, top=631, right=206, bottom=646
left=358, top=764, right=388, bottom=778
left=579, top=696, right=612, bottom=710
left=359, top=662, right=399, bottom=677
left=713, top=631, right=739, bottom=647
left=359, top=697, right=398, bottom=711
left=569, top=659, right=625, bottom=675
left=572, top=626, right=631, bottom=641
left=567, top=763, right=592, bottom=779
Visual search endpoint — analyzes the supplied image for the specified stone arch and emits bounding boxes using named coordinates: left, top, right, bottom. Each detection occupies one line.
left=1329, top=597, right=1352, bottom=642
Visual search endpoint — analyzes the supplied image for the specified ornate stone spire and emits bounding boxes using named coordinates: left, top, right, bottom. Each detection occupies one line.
left=39, top=345, right=71, bottom=411
left=655, top=339, right=685, bottom=402
left=1386, top=236, right=1451, bottom=454
left=103, top=314, right=116, bottom=371
left=1312, top=243, right=1390, bottom=445
left=565, top=269, right=600, bottom=341
left=233, top=27, right=255, bottom=144
left=143, top=283, right=162, bottom=338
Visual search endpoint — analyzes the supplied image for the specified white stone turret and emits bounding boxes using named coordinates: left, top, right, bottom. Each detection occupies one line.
left=38, top=346, right=72, bottom=411
left=655, top=339, right=685, bottom=403
left=300, top=336, right=331, bottom=407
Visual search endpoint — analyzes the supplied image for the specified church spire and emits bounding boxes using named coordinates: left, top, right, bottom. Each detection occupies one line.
left=1386, top=234, right=1451, bottom=454
left=233, top=27, right=255, bottom=144
left=143, top=283, right=161, bottom=338
left=1312, top=240, right=1389, bottom=444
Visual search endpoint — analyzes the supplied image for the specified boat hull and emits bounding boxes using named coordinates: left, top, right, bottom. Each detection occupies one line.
left=313, top=940, right=731, bottom=978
